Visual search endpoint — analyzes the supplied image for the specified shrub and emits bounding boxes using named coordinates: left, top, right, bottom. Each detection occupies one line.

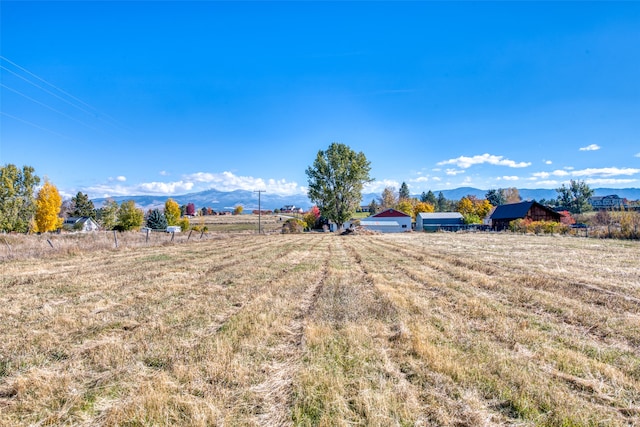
left=147, top=209, right=168, bottom=230
left=282, top=218, right=304, bottom=234
left=178, top=217, right=190, bottom=232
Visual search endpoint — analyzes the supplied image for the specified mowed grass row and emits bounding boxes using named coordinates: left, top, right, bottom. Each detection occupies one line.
left=1, top=233, right=639, bottom=426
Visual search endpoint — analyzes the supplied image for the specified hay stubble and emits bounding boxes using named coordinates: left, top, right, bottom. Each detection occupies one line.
left=1, top=232, right=639, bottom=426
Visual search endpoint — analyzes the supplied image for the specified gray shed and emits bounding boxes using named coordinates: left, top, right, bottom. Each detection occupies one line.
left=416, top=212, right=464, bottom=231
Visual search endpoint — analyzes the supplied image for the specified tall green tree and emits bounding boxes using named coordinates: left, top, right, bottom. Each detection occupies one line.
left=306, top=142, right=372, bottom=230
left=436, top=191, right=448, bottom=212
left=421, top=190, right=437, bottom=206
left=116, top=200, right=144, bottom=231
left=368, top=199, right=379, bottom=215
left=399, top=182, right=410, bottom=201
left=71, top=191, right=96, bottom=219
left=556, top=180, right=594, bottom=214
left=0, top=164, right=40, bottom=232
left=96, top=199, right=119, bottom=230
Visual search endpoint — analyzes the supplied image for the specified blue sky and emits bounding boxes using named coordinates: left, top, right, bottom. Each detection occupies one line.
left=1, top=1, right=639, bottom=200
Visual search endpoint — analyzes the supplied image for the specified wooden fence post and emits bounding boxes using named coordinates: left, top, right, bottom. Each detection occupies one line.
left=187, top=230, right=193, bottom=241
left=171, top=231, right=175, bottom=242
left=113, top=230, right=118, bottom=248
left=146, top=228, right=150, bottom=243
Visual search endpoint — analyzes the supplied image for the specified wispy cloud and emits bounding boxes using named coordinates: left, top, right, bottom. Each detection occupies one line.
left=570, top=167, right=639, bottom=177
left=501, top=176, right=520, bottom=181
left=635, top=153, right=640, bottom=158
left=116, top=176, right=126, bottom=182
left=544, top=160, right=553, bottom=165
left=579, top=144, right=601, bottom=151
left=584, top=178, right=637, bottom=186
left=437, top=153, right=531, bottom=169
left=530, top=167, right=639, bottom=184
left=83, top=171, right=305, bottom=199
left=445, top=169, right=465, bottom=176
left=363, top=180, right=400, bottom=194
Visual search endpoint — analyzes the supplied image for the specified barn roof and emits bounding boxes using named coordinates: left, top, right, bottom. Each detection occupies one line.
left=372, top=208, right=411, bottom=218
left=490, top=201, right=559, bottom=220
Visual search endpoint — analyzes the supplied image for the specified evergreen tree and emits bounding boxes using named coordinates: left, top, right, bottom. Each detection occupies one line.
left=368, top=199, right=379, bottom=214
left=399, top=182, right=410, bottom=200
left=421, top=190, right=437, bottom=206
left=71, top=191, right=96, bottom=218
left=436, top=191, right=448, bottom=212
left=485, top=189, right=506, bottom=206
left=147, top=208, right=168, bottom=230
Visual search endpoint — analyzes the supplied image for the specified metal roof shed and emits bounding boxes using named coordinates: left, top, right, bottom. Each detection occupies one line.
left=416, top=212, right=464, bottom=231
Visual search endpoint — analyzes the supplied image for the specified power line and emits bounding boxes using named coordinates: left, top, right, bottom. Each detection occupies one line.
left=0, top=111, right=70, bottom=139
left=1, top=83, right=99, bottom=131
left=0, top=56, right=128, bottom=131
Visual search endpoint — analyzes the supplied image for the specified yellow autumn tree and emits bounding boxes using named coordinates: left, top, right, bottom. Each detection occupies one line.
left=414, top=201, right=435, bottom=218
left=33, top=180, right=63, bottom=233
left=396, top=199, right=414, bottom=218
left=164, top=198, right=181, bottom=226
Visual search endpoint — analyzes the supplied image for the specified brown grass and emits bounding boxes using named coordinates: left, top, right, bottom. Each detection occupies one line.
left=0, top=232, right=638, bottom=426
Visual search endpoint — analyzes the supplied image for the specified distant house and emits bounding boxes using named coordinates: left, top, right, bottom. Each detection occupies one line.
left=589, top=195, right=628, bottom=210
left=490, top=201, right=562, bottom=231
left=360, top=208, right=412, bottom=233
left=281, top=205, right=304, bottom=214
left=63, top=216, right=100, bottom=232
left=416, top=212, right=464, bottom=232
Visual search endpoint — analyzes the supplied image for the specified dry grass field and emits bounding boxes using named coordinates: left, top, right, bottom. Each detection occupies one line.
left=1, top=231, right=639, bottom=426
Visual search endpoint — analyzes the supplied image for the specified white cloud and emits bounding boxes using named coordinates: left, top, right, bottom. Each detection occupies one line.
left=159, top=170, right=169, bottom=176
left=544, top=160, right=553, bottom=165
left=570, top=167, right=640, bottom=177
left=183, top=171, right=303, bottom=196
left=635, top=153, right=640, bottom=158
left=584, top=178, right=638, bottom=186
left=139, top=181, right=194, bottom=194
left=410, top=176, right=430, bottom=183
left=532, top=170, right=569, bottom=179
left=437, top=153, right=531, bottom=169
left=579, top=144, right=601, bottom=151
left=116, top=176, right=126, bottom=182
left=502, top=176, right=520, bottom=181
left=432, top=177, right=442, bottom=181
left=363, top=179, right=400, bottom=194
left=445, top=169, right=465, bottom=176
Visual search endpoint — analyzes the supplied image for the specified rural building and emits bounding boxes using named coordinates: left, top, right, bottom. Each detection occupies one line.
left=360, top=208, right=412, bottom=233
left=63, top=216, right=100, bottom=232
left=490, top=201, right=562, bottom=231
left=416, top=212, right=464, bottom=232
left=589, top=195, right=628, bottom=210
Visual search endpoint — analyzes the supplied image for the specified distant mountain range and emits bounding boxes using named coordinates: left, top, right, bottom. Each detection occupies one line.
left=93, top=187, right=640, bottom=211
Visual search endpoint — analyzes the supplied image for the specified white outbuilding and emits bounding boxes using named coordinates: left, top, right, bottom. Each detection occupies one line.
left=360, top=208, right=412, bottom=233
